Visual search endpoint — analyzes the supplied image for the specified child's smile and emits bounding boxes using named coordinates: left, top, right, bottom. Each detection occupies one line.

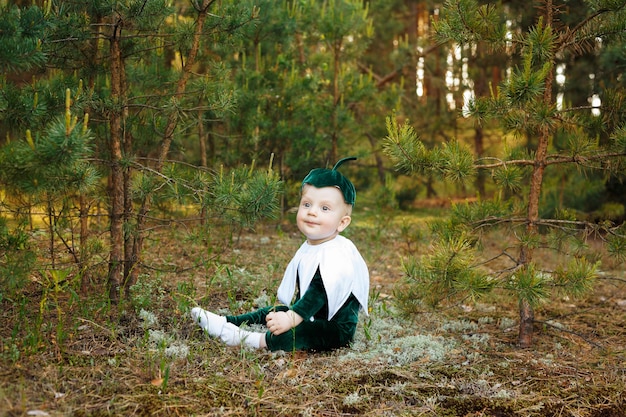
left=296, top=185, right=351, bottom=245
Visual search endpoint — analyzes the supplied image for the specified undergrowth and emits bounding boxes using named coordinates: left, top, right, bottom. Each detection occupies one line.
left=0, top=213, right=625, bottom=416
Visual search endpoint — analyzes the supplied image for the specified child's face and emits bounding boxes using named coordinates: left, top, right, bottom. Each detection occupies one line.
left=297, top=185, right=352, bottom=245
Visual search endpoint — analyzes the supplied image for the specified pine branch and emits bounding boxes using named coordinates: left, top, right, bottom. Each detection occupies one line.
left=474, top=157, right=535, bottom=169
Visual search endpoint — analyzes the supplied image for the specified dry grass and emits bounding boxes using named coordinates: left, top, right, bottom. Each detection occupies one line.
left=1, top=208, right=625, bottom=416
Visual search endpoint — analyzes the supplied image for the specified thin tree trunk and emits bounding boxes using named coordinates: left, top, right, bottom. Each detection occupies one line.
left=47, top=198, right=55, bottom=269
left=474, top=125, right=486, bottom=197
left=198, top=109, right=207, bottom=225
left=107, top=22, right=125, bottom=304
left=366, top=133, right=385, bottom=184
left=125, top=0, right=213, bottom=295
left=82, top=13, right=101, bottom=293
left=122, top=56, right=134, bottom=288
left=518, top=298, right=535, bottom=347
left=198, top=109, right=207, bottom=168
left=79, top=193, right=90, bottom=294
left=517, top=0, right=555, bottom=348
left=329, top=40, right=341, bottom=164
left=471, top=43, right=487, bottom=197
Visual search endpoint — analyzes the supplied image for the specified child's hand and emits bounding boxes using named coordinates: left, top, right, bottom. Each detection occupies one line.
left=266, top=310, right=303, bottom=335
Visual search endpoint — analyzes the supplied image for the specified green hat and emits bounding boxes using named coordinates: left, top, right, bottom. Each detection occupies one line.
left=302, top=157, right=357, bottom=205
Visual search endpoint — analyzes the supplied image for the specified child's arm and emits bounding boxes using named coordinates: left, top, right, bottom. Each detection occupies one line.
left=267, top=271, right=327, bottom=335
left=266, top=310, right=303, bottom=335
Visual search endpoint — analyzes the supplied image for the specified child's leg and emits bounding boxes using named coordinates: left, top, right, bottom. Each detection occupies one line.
left=191, top=307, right=264, bottom=349
left=265, top=320, right=357, bottom=352
left=218, top=323, right=265, bottom=349
left=191, top=305, right=289, bottom=349
left=191, top=307, right=226, bottom=337
left=222, top=306, right=289, bottom=349
left=226, top=305, right=289, bottom=326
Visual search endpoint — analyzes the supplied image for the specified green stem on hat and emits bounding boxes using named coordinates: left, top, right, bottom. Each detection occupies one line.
left=332, top=156, right=357, bottom=171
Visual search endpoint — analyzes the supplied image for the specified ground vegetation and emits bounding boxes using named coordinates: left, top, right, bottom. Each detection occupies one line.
left=1, top=204, right=625, bottom=416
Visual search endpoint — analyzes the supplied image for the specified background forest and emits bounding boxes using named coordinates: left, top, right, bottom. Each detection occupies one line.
left=1, top=0, right=626, bottom=416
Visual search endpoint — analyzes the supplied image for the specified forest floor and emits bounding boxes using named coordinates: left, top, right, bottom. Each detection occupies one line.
left=1, top=205, right=625, bottom=416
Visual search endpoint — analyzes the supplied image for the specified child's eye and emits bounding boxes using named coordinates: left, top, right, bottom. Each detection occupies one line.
left=303, top=202, right=311, bottom=208
left=322, top=205, right=330, bottom=211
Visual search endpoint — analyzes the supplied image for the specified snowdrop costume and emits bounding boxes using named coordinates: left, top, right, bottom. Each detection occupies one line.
left=191, top=157, right=370, bottom=351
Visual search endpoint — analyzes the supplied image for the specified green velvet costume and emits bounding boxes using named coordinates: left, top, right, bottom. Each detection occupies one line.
left=226, top=270, right=361, bottom=351
left=226, top=157, right=370, bottom=352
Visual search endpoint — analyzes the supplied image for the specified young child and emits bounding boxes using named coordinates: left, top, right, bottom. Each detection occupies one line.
left=191, top=157, right=370, bottom=351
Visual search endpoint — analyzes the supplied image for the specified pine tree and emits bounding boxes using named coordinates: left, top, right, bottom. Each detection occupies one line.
left=1, top=1, right=283, bottom=303
left=0, top=88, right=99, bottom=290
left=41, top=0, right=278, bottom=302
left=384, top=0, right=626, bottom=347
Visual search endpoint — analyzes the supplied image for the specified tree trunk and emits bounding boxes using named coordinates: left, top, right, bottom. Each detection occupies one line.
left=471, top=43, right=488, bottom=197
left=122, top=58, right=134, bottom=289
left=79, top=193, right=90, bottom=294
left=517, top=0, right=555, bottom=348
left=82, top=13, right=101, bottom=295
left=125, top=0, right=213, bottom=295
left=366, top=133, right=386, bottom=184
left=47, top=198, right=55, bottom=269
left=107, top=23, right=125, bottom=304
left=329, top=40, right=341, bottom=164
left=518, top=298, right=535, bottom=347
left=198, top=109, right=207, bottom=225
left=474, top=125, right=486, bottom=197
left=198, top=109, right=207, bottom=168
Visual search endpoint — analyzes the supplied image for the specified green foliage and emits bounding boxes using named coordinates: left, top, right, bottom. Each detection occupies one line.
left=130, top=274, right=166, bottom=312
left=382, top=116, right=429, bottom=175
left=385, top=0, right=626, bottom=346
left=0, top=4, right=48, bottom=73
left=398, top=233, right=494, bottom=309
left=431, top=0, right=508, bottom=47
left=0, top=97, right=98, bottom=199
left=504, top=264, right=549, bottom=307
left=540, top=168, right=606, bottom=218
left=0, top=89, right=103, bottom=299
left=0, top=0, right=621, bottom=353
left=450, top=197, right=514, bottom=227
left=610, top=124, right=626, bottom=152
left=437, top=140, right=476, bottom=184
left=606, top=224, right=626, bottom=262
left=0, top=218, right=36, bottom=297
left=524, top=19, right=556, bottom=66
left=502, top=56, right=549, bottom=106
left=503, top=257, right=598, bottom=307
left=371, top=173, right=398, bottom=210
left=0, top=83, right=49, bottom=134
left=39, top=268, right=76, bottom=348
left=314, top=0, right=374, bottom=46
left=230, top=0, right=377, bottom=178
left=0, top=0, right=298, bottom=304
left=491, top=165, right=524, bottom=193
left=207, top=161, right=283, bottom=230
left=553, top=257, right=598, bottom=298
left=383, top=116, right=476, bottom=184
